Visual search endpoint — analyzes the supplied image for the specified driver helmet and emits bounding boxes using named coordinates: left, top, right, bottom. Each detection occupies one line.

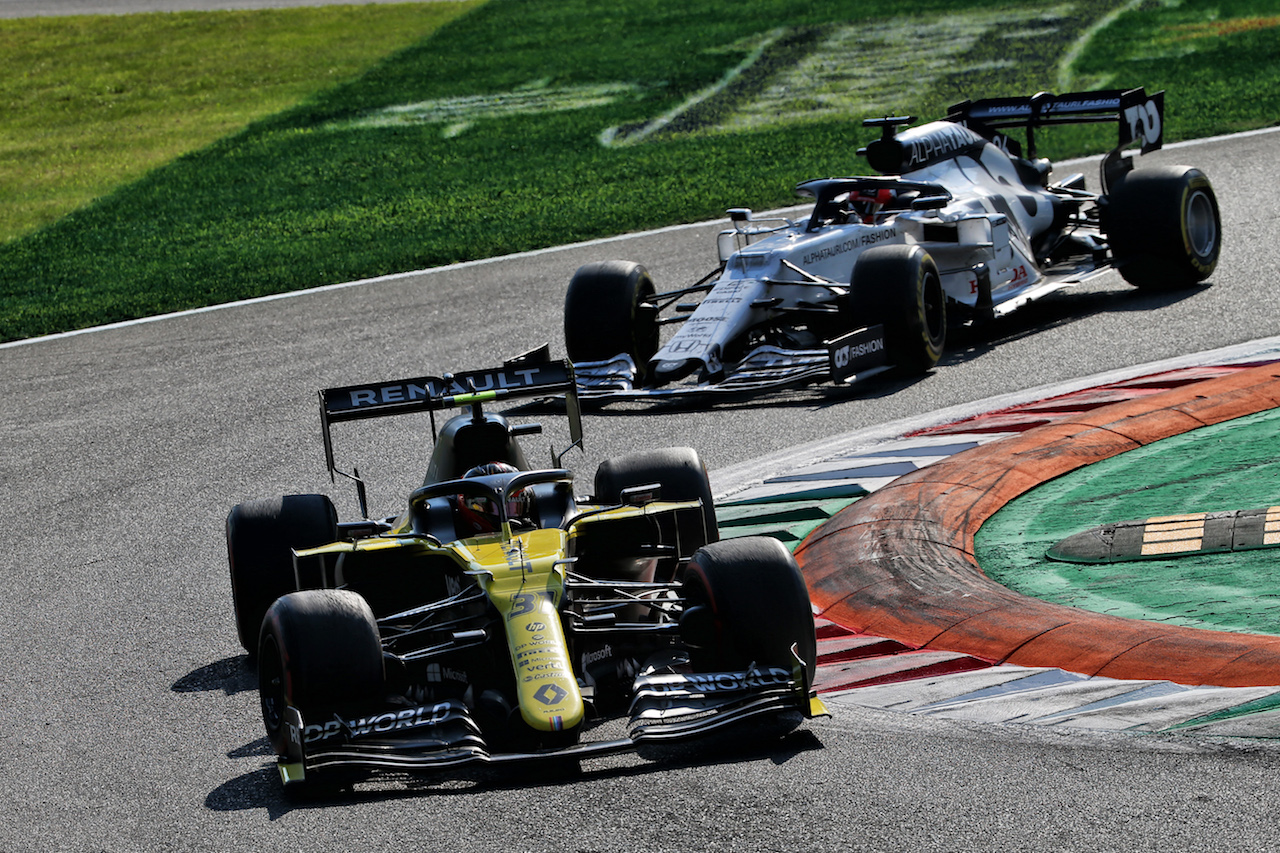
left=456, top=462, right=531, bottom=533
left=849, top=187, right=895, bottom=223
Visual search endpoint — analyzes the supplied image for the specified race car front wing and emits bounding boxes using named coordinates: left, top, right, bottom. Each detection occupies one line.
left=573, top=324, right=891, bottom=401
left=273, top=663, right=827, bottom=786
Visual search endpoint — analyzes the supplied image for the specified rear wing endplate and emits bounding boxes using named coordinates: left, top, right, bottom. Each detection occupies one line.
left=319, top=353, right=583, bottom=480
left=946, top=87, right=1164, bottom=160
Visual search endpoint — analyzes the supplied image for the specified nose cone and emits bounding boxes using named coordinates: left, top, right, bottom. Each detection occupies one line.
left=651, top=358, right=698, bottom=385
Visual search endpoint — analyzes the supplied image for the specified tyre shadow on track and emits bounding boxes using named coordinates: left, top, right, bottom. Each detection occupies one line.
left=172, top=655, right=256, bottom=696
left=180, top=655, right=826, bottom=816
left=203, top=727, right=825, bottom=817
left=940, top=281, right=1208, bottom=365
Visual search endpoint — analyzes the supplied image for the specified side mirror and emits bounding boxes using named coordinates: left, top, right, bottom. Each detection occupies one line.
left=717, top=230, right=737, bottom=264
left=619, top=482, right=661, bottom=506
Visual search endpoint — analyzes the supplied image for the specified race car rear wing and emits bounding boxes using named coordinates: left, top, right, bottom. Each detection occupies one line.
left=946, top=87, right=1165, bottom=160
left=319, top=349, right=583, bottom=493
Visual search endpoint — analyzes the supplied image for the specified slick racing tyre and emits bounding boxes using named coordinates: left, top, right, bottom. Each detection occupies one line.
left=258, top=589, right=384, bottom=756
left=851, top=244, right=945, bottom=375
left=226, top=494, right=338, bottom=655
left=1103, top=165, right=1221, bottom=289
left=564, top=260, right=660, bottom=381
left=595, top=446, right=719, bottom=561
left=679, top=537, right=817, bottom=694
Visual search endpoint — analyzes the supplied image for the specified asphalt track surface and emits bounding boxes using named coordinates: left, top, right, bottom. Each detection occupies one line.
left=4, top=75, right=1280, bottom=853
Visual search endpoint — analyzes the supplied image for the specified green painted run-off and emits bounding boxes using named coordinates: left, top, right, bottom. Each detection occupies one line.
left=976, top=408, right=1280, bottom=637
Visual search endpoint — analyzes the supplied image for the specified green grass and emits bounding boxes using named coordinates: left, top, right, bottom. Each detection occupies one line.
left=1, top=0, right=1277, bottom=343
left=0, top=2, right=481, bottom=245
left=1070, top=1, right=1280, bottom=137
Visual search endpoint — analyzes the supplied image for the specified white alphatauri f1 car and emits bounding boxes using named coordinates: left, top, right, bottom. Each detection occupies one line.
left=565, top=88, right=1221, bottom=400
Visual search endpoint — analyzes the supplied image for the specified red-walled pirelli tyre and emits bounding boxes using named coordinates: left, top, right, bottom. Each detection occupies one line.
left=564, top=260, right=660, bottom=380
left=226, top=494, right=338, bottom=655
left=1103, top=165, right=1221, bottom=289
left=680, top=537, right=817, bottom=694
left=258, top=589, right=384, bottom=756
left=851, top=244, right=945, bottom=375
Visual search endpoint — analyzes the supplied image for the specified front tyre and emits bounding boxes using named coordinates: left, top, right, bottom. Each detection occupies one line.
left=850, top=245, right=945, bottom=375
left=564, top=260, right=660, bottom=380
left=680, top=537, right=816, bottom=694
left=226, top=494, right=338, bottom=655
left=258, top=589, right=384, bottom=756
left=1103, top=165, right=1221, bottom=289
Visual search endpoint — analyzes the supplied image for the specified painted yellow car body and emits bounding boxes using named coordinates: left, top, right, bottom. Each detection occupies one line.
left=299, top=500, right=702, bottom=739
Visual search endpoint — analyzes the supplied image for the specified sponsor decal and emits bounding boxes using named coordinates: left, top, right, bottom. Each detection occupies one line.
left=581, top=644, right=614, bottom=667
left=645, top=667, right=792, bottom=694
left=903, top=125, right=979, bottom=169
left=518, top=657, right=561, bottom=671
left=979, top=103, right=1033, bottom=118
left=828, top=325, right=888, bottom=382
left=514, top=640, right=558, bottom=654
left=802, top=228, right=898, bottom=266
left=1123, top=97, right=1162, bottom=150
left=303, top=702, right=456, bottom=743
left=325, top=362, right=571, bottom=415
left=656, top=278, right=766, bottom=361
left=425, top=663, right=469, bottom=685
left=344, top=369, right=545, bottom=409
left=534, top=683, right=569, bottom=706
left=1045, top=96, right=1121, bottom=114
left=832, top=336, right=886, bottom=368
left=523, top=671, right=566, bottom=682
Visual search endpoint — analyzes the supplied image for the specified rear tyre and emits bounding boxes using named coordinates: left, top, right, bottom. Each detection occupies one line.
left=851, top=245, right=945, bottom=375
left=594, top=446, right=719, bottom=558
left=258, top=589, right=385, bottom=756
left=679, top=537, right=816, bottom=693
left=1103, top=165, right=1221, bottom=289
left=564, top=261, right=660, bottom=380
left=226, top=494, right=338, bottom=655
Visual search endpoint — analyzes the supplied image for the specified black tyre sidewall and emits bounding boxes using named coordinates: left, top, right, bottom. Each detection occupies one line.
left=226, top=494, right=338, bottom=654
left=259, top=589, right=384, bottom=755
left=1104, top=165, right=1221, bottom=288
left=594, top=446, right=719, bottom=553
left=564, top=260, right=660, bottom=377
left=851, top=245, right=945, bottom=374
left=681, top=537, right=816, bottom=691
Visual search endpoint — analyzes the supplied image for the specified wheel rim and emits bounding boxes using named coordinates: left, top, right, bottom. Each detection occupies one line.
left=1186, top=189, right=1218, bottom=258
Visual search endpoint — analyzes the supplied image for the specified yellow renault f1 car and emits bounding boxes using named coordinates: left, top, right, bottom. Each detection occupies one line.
left=225, top=353, right=825, bottom=790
